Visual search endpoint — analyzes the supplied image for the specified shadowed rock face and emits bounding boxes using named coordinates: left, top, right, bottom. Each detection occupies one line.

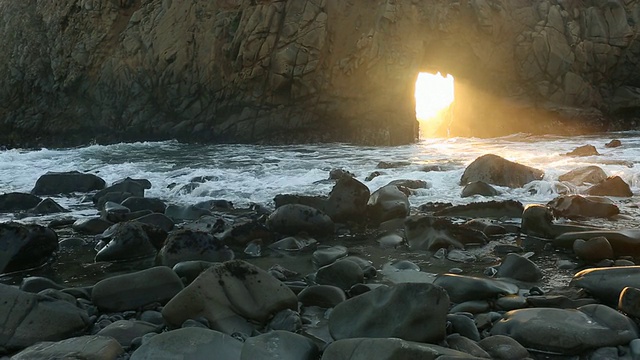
left=2, top=0, right=640, bottom=147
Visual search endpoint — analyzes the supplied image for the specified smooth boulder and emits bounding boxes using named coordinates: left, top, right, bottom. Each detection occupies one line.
left=555, top=230, right=640, bottom=257
left=267, top=204, right=334, bottom=236
left=433, top=274, right=519, bottom=303
left=586, top=175, right=633, bottom=197
left=11, top=335, right=122, bottom=360
left=460, top=154, right=544, bottom=188
left=321, top=338, right=473, bottom=360
left=324, top=176, right=370, bottom=223
left=461, top=181, right=498, bottom=197
left=367, top=184, right=409, bottom=223
left=31, top=171, right=105, bottom=195
left=496, top=253, right=542, bottom=282
left=571, top=266, right=640, bottom=304
left=158, top=229, right=234, bottom=267
left=329, top=283, right=449, bottom=343
left=130, top=327, right=242, bottom=360
left=547, top=194, right=619, bottom=219
left=241, top=330, right=318, bottom=360
left=404, top=215, right=487, bottom=251
left=0, top=192, right=42, bottom=212
left=558, top=166, right=607, bottom=185
left=0, top=222, right=58, bottom=274
left=95, top=221, right=157, bottom=262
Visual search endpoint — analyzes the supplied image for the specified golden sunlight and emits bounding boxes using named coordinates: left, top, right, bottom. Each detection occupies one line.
left=415, top=72, right=455, bottom=122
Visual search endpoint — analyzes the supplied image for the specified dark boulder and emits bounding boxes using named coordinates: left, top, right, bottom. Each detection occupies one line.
left=404, top=215, right=487, bottom=251
left=564, top=144, right=599, bottom=156
left=95, top=222, right=157, bottom=262
left=460, top=154, right=544, bottom=188
left=386, top=179, right=429, bottom=189
left=496, top=253, right=542, bottom=282
left=547, top=195, right=619, bottom=219
left=0, top=192, right=42, bottom=212
left=434, top=200, right=523, bottom=218
left=72, top=217, right=113, bottom=235
left=158, top=229, right=234, bottom=267
left=31, top=171, right=105, bottom=195
left=324, top=177, right=370, bottom=223
left=29, top=198, right=68, bottom=215
left=0, top=222, right=58, bottom=274
left=273, top=194, right=327, bottom=211
left=367, top=185, right=409, bottom=223
left=121, top=197, right=166, bottom=213
left=113, top=177, right=152, bottom=189
left=605, top=139, right=622, bottom=148
left=461, top=181, right=498, bottom=197
left=267, top=204, right=334, bottom=237
left=558, top=166, right=607, bottom=186
left=93, top=179, right=146, bottom=205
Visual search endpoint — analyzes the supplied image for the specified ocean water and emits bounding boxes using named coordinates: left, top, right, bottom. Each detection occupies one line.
left=1, top=132, right=639, bottom=287
left=1, top=132, right=638, bottom=223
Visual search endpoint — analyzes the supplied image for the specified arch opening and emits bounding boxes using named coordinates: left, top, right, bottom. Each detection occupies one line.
left=414, top=72, right=455, bottom=138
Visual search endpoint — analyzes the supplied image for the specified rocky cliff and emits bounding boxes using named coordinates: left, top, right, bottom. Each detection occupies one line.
left=1, top=0, right=640, bottom=147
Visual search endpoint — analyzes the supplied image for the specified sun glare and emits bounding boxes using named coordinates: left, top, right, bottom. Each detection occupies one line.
left=415, top=72, right=454, bottom=121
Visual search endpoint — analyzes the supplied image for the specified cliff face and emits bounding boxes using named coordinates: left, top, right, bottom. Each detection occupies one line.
left=1, top=0, right=640, bottom=147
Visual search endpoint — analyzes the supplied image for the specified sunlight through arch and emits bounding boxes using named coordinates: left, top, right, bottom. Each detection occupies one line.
left=415, top=72, right=455, bottom=137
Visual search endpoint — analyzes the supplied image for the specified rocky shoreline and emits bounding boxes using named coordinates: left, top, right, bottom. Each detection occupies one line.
left=2, top=148, right=640, bottom=359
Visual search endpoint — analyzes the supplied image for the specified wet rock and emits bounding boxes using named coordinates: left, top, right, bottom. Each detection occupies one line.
left=164, top=204, right=212, bottom=221
left=329, top=283, right=448, bottom=342
left=434, top=200, right=523, bottom=218
left=92, top=266, right=183, bottom=312
left=496, top=253, right=542, bottom=282
left=433, top=274, right=519, bottom=303
left=0, top=222, right=58, bottom=274
left=121, top=196, right=166, bottom=213
left=556, top=230, right=640, bottom=257
left=365, top=171, right=383, bottom=181
left=521, top=204, right=596, bottom=239
left=558, top=165, right=608, bottom=186
left=446, top=334, right=490, bottom=358
left=341, top=256, right=377, bottom=278
left=618, top=287, right=640, bottom=318
left=606, top=139, right=622, bottom=148
left=464, top=218, right=506, bottom=236
left=367, top=184, right=409, bottom=223
left=495, top=294, right=528, bottom=311
left=447, top=249, right=476, bottom=263
left=97, top=320, right=158, bottom=347
left=101, top=201, right=131, bottom=222
left=172, top=260, right=216, bottom=284
left=525, top=295, right=597, bottom=309
left=460, top=154, right=544, bottom=188
left=564, top=144, right=599, bottom=156
left=573, top=237, right=614, bottom=262
left=273, top=194, right=327, bottom=211
left=315, top=259, right=364, bottom=290
left=461, top=180, right=499, bottom=198
left=218, top=217, right=272, bottom=248
left=29, top=198, right=68, bottom=215
left=241, top=330, right=318, bottom=360
left=162, top=260, right=298, bottom=333
left=31, top=171, right=105, bottom=195
left=158, top=229, right=234, bottom=268
left=404, top=215, right=487, bottom=251
left=20, top=276, right=64, bottom=293
left=95, top=222, right=157, bottom=262
left=72, top=217, right=113, bottom=235
left=586, top=175, right=633, bottom=197
left=478, top=335, right=530, bottom=360
left=11, top=335, right=123, bottom=360
left=548, top=194, right=619, bottom=219
left=376, top=232, right=404, bottom=248
left=324, top=176, right=370, bottom=223
left=135, top=212, right=174, bottom=232
left=386, top=179, right=429, bottom=189
left=0, top=284, right=90, bottom=352
left=130, top=327, right=243, bottom=360
left=95, top=191, right=133, bottom=210
left=0, top=192, right=42, bottom=212
left=329, top=168, right=354, bottom=180
left=490, top=305, right=638, bottom=355
left=571, top=266, right=640, bottom=305
left=312, top=245, right=348, bottom=267
left=322, top=338, right=476, bottom=359
left=268, top=235, right=317, bottom=252
left=447, top=314, right=481, bottom=341
left=267, top=204, right=334, bottom=236
left=298, top=285, right=346, bottom=308
left=93, top=179, right=146, bottom=205
left=377, top=161, right=410, bottom=169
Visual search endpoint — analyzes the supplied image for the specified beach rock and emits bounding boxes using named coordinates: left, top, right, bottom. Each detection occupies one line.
left=571, top=266, right=640, bottom=305
left=461, top=181, right=498, bottom=198
left=446, top=334, right=490, bottom=358
left=564, top=144, right=599, bottom=156
left=324, top=176, right=370, bottom=223
left=606, top=139, right=622, bottom=148
left=95, top=221, right=157, bottom=262
left=97, top=320, right=159, bottom=347
left=241, top=330, right=318, bottom=360
left=298, top=285, right=346, bottom=308
left=496, top=253, right=542, bottom=282
left=433, top=274, right=519, bottom=303
left=386, top=179, right=429, bottom=189
left=460, top=154, right=544, bottom=188
left=121, top=196, right=166, bottom=213
left=11, top=335, right=122, bottom=360
left=273, top=194, right=327, bottom=211
left=315, top=259, right=364, bottom=290
left=164, top=204, right=212, bottom=221
left=268, top=235, right=317, bottom=252
left=20, top=276, right=64, bottom=293
left=490, top=305, right=638, bottom=355
left=521, top=204, right=555, bottom=238
left=525, top=295, right=597, bottom=309
left=573, top=237, right=614, bottom=262
left=114, top=177, right=152, bottom=189
left=158, top=229, right=234, bottom=267
left=321, top=338, right=474, bottom=360
left=556, top=230, right=640, bottom=257
left=329, top=283, right=448, bottom=343
left=619, top=287, right=640, bottom=318
left=377, top=161, right=410, bottom=169
left=329, top=168, right=354, bottom=180
left=218, top=218, right=272, bottom=248
left=367, top=184, right=409, bottom=223
left=447, top=314, right=481, bottom=341
left=267, top=204, right=334, bottom=236
left=162, top=260, right=298, bottom=333
left=478, top=335, right=530, bottom=360
left=130, top=327, right=243, bottom=360
left=376, top=232, right=404, bottom=248
left=434, top=200, right=523, bottom=218
left=0, top=284, right=90, bottom=352
left=93, top=179, right=146, bottom=205
left=463, top=219, right=506, bottom=236
left=0, top=192, right=42, bottom=212
left=0, top=222, right=58, bottom=274
left=548, top=195, right=619, bottom=219
left=72, top=217, right=113, bottom=235
left=31, top=171, right=105, bottom=195
left=341, top=256, right=377, bottom=278
left=135, top=212, right=174, bottom=232
left=28, top=198, right=68, bottom=215
left=404, top=215, right=487, bottom=251
left=558, top=166, right=608, bottom=186
left=586, top=175, right=633, bottom=197
left=92, top=266, right=183, bottom=312
left=312, top=245, right=348, bottom=267
left=100, top=201, right=131, bottom=222
left=172, top=260, right=216, bottom=284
